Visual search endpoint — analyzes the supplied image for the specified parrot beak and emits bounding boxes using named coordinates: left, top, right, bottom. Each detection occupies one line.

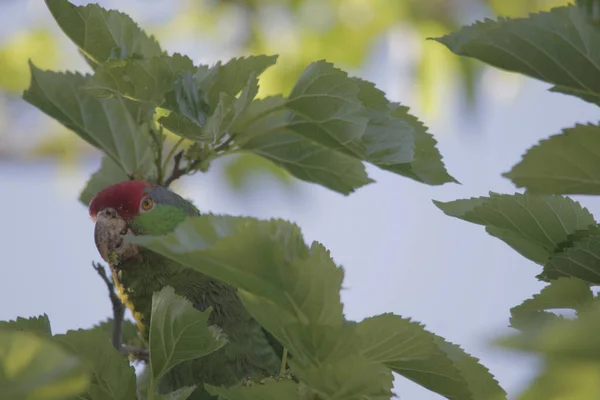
left=94, top=208, right=139, bottom=266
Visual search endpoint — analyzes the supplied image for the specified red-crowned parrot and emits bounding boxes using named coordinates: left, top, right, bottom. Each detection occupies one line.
left=89, top=181, right=282, bottom=399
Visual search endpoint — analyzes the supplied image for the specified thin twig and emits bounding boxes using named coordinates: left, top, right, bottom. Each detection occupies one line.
left=163, top=136, right=236, bottom=187
left=92, top=262, right=125, bottom=350
left=163, top=150, right=186, bottom=187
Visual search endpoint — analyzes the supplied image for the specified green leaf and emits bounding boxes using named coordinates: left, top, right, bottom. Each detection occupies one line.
left=92, top=318, right=144, bottom=348
left=157, top=386, right=197, bottom=400
left=356, top=314, right=506, bottom=400
left=0, top=315, right=52, bottom=337
left=516, top=360, right=600, bottom=400
left=0, top=330, right=89, bottom=400
left=549, top=85, right=600, bottom=106
left=206, top=381, right=302, bottom=400
left=353, top=79, right=414, bottom=165
left=79, top=156, right=129, bottom=206
left=497, top=301, right=600, bottom=361
left=545, top=233, right=600, bottom=284
left=241, top=131, right=373, bottom=195
left=53, top=329, right=136, bottom=400
left=510, top=277, right=593, bottom=330
left=510, top=278, right=594, bottom=329
left=45, top=0, right=161, bottom=66
left=149, top=286, right=227, bottom=381
left=232, top=96, right=373, bottom=194
left=198, top=55, right=278, bottom=110
left=85, top=54, right=195, bottom=103
left=130, top=217, right=345, bottom=329
left=434, top=192, right=596, bottom=264
left=433, top=5, right=600, bottom=104
left=577, top=0, right=600, bottom=26
left=23, top=63, right=155, bottom=177
left=201, top=92, right=235, bottom=143
left=434, top=338, right=507, bottom=400
left=286, top=61, right=367, bottom=158
left=379, top=104, right=458, bottom=185
left=505, top=124, right=600, bottom=194
left=290, top=355, right=395, bottom=400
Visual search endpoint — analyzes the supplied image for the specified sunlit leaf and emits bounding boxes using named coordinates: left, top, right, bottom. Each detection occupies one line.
left=0, top=330, right=89, bottom=400
left=54, top=329, right=136, bottom=400
left=0, top=315, right=52, bottom=338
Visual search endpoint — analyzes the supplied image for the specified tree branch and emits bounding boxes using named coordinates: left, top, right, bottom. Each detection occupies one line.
left=93, top=262, right=124, bottom=349
left=163, top=150, right=186, bottom=187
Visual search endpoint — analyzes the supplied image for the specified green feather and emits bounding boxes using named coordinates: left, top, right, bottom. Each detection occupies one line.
left=110, top=186, right=281, bottom=399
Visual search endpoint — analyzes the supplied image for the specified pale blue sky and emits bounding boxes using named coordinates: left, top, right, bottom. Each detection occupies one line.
left=1, top=1, right=597, bottom=399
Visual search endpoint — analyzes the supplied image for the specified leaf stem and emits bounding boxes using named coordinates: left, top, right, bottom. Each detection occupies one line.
left=279, top=347, right=288, bottom=377
left=147, top=379, right=156, bottom=400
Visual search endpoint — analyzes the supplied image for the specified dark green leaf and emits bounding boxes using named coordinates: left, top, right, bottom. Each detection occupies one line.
left=241, top=131, right=373, bottom=195
left=197, top=55, right=278, bottom=109
left=232, top=96, right=373, bottom=194
left=206, top=380, right=302, bottom=400
left=0, top=315, right=52, bottom=337
left=353, top=79, right=414, bottom=165
left=549, top=85, right=600, bottom=106
left=433, top=5, right=600, bottom=104
left=290, top=356, right=394, bottom=400
left=201, top=92, right=235, bottom=143
left=130, top=217, right=345, bottom=329
left=546, top=233, right=600, bottom=284
left=45, top=0, right=161, bottom=66
left=510, top=277, right=593, bottom=330
left=577, top=0, right=600, bottom=26
left=79, top=156, right=129, bottom=206
left=434, top=338, right=507, bottom=400
left=149, top=286, right=227, bottom=381
left=157, top=386, right=197, bottom=400
left=0, top=330, right=89, bottom=400
left=85, top=54, right=195, bottom=103
left=287, top=61, right=367, bottom=158
left=54, top=329, right=136, bottom=400
left=505, top=124, right=600, bottom=194
left=434, top=193, right=596, bottom=264
left=379, top=104, right=458, bottom=185
left=356, top=314, right=506, bottom=400
left=23, top=63, right=155, bottom=177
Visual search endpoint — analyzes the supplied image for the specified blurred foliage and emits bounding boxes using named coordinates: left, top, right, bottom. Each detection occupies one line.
left=0, top=0, right=567, bottom=191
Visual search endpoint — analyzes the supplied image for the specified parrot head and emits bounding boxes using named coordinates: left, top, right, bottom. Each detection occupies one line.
left=89, top=181, right=198, bottom=266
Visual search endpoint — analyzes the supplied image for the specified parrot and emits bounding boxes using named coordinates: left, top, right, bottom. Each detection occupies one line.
left=89, top=180, right=283, bottom=399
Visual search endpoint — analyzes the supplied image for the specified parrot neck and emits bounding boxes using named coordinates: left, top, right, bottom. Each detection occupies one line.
left=111, top=248, right=245, bottom=340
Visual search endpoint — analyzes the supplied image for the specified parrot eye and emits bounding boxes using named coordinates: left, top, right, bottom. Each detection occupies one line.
left=140, top=196, right=154, bottom=212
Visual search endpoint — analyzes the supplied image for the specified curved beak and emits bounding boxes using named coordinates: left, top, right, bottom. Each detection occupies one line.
left=94, top=208, right=138, bottom=265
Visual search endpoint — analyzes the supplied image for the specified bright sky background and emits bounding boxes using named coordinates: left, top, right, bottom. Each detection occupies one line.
left=1, top=1, right=598, bottom=399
